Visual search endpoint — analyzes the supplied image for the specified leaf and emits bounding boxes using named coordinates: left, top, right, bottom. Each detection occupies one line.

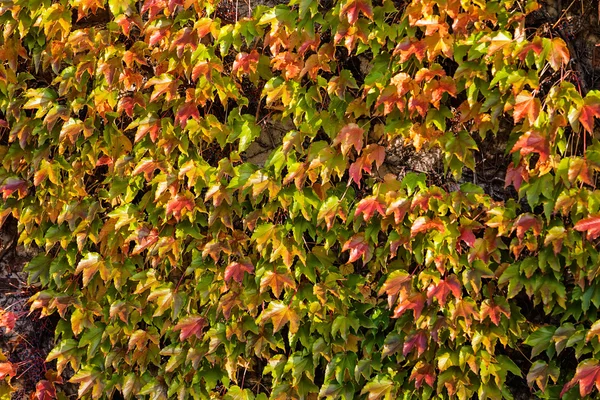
left=527, top=360, right=559, bottom=392
left=0, top=311, right=17, bottom=333
left=504, top=162, right=528, bottom=191
left=510, top=131, right=549, bottom=163
left=0, top=362, right=15, bottom=380
left=333, top=123, right=364, bottom=156
left=411, top=216, right=445, bottom=237
left=378, top=270, right=411, bottom=306
left=479, top=298, right=510, bottom=325
left=224, top=260, right=254, bottom=284
left=513, top=213, right=542, bottom=240
left=75, top=252, right=108, bottom=287
left=574, top=215, right=600, bottom=240
left=546, top=38, right=569, bottom=70
left=579, top=97, right=600, bottom=133
left=354, top=196, right=386, bottom=222
left=166, top=194, right=195, bottom=221
left=524, top=326, right=556, bottom=358
left=427, top=276, right=461, bottom=306
left=403, top=330, right=428, bottom=357
left=561, top=359, right=600, bottom=397
left=258, top=301, right=299, bottom=333
left=360, top=376, right=394, bottom=400
left=340, top=0, right=373, bottom=24
left=260, top=270, right=296, bottom=298
left=342, top=233, right=372, bottom=263
left=513, top=91, right=541, bottom=124
left=35, top=380, right=57, bottom=400
left=173, top=316, right=206, bottom=341
left=393, top=293, right=425, bottom=319
left=69, top=367, right=102, bottom=398
left=409, top=362, right=435, bottom=389
left=0, top=178, right=28, bottom=200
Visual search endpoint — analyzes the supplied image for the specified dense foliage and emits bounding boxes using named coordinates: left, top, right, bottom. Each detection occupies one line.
left=2, top=0, right=600, bottom=398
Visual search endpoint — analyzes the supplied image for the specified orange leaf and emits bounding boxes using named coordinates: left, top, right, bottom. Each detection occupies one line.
left=355, top=196, right=386, bottom=222
left=0, top=361, right=16, bottom=379
left=0, top=310, right=17, bottom=333
left=513, top=91, right=540, bottom=124
left=579, top=99, right=600, bottom=133
left=411, top=216, right=445, bottom=237
left=260, top=270, right=296, bottom=298
left=547, top=38, right=569, bottom=70
left=510, top=131, right=549, bottom=162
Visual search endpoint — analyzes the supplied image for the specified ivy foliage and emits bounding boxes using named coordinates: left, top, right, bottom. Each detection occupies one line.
left=2, top=0, right=600, bottom=398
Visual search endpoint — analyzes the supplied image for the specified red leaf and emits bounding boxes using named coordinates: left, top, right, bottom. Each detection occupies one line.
left=410, top=362, right=435, bottom=389
left=0, top=177, right=27, bottom=199
left=333, top=123, right=364, bottom=156
left=411, top=216, right=445, bottom=237
left=480, top=299, right=510, bottom=326
left=513, top=91, right=541, bottom=124
left=504, top=161, right=528, bottom=191
left=224, top=260, right=255, bottom=284
left=393, top=39, right=427, bottom=63
left=35, top=380, right=57, bottom=400
left=403, top=330, right=428, bottom=357
left=513, top=213, right=542, bottom=240
left=517, top=40, right=544, bottom=61
left=342, top=233, right=372, bottom=263
left=355, top=196, right=386, bottom=222
left=170, top=27, right=198, bottom=58
left=340, top=0, right=373, bottom=24
left=166, top=194, right=195, bottom=221
left=510, top=131, right=549, bottom=162
left=232, top=50, right=260, bottom=75
left=0, top=310, right=17, bottom=333
left=0, top=361, right=16, bottom=379
left=175, top=102, right=200, bottom=128
left=458, top=227, right=476, bottom=247
left=393, top=293, right=425, bottom=319
left=574, top=215, right=600, bottom=240
left=427, top=276, right=461, bottom=306
left=561, top=359, right=600, bottom=397
left=173, top=316, right=206, bottom=341
left=579, top=100, right=600, bottom=133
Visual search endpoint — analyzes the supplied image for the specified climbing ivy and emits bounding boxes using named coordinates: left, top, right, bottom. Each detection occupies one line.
left=2, top=0, right=600, bottom=398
